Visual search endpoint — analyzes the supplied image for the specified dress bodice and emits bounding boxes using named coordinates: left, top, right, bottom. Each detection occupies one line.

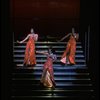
left=47, top=53, right=57, bottom=62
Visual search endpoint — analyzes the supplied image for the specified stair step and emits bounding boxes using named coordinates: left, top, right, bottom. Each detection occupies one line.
left=12, top=80, right=92, bottom=85
left=13, top=50, right=83, bottom=53
left=12, top=80, right=92, bottom=84
left=11, top=95, right=94, bottom=99
left=14, top=67, right=88, bottom=71
left=14, top=59, right=85, bottom=63
left=12, top=72, right=89, bottom=79
left=14, top=45, right=82, bottom=49
left=13, top=55, right=84, bottom=58
left=12, top=78, right=91, bottom=81
left=14, top=67, right=88, bottom=73
left=12, top=72, right=89, bottom=75
left=12, top=76, right=90, bottom=80
left=12, top=86, right=93, bottom=90
left=12, top=85, right=93, bottom=91
left=12, top=83, right=92, bottom=86
left=16, top=64, right=86, bottom=67
left=12, top=85, right=94, bottom=92
left=14, top=41, right=82, bottom=44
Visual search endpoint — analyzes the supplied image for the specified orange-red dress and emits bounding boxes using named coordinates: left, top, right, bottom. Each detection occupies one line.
left=40, top=54, right=57, bottom=88
left=24, top=35, right=36, bottom=66
left=60, top=34, right=78, bottom=64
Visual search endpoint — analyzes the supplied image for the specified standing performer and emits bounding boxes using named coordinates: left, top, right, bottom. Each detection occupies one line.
left=17, top=28, right=38, bottom=66
left=59, top=28, right=79, bottom=65
left=36, top=46, right=57, bottom=88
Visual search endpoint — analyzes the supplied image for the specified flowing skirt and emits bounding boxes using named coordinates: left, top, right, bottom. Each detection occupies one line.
left=60, top=38, right=76, bottom=64
left=40, top=59, right=55, bottom=88
left=24, top=40, right=36, bottom=66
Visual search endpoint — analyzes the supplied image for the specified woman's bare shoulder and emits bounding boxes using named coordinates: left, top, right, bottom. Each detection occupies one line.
left=28, top=34, right=31, bottom=36
left=34, top=34, right=38, bottom=36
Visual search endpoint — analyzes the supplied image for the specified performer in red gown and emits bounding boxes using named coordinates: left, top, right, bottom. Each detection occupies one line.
left=36, top=47, right=57, bottom=88
left=59, top=28, right=79, bottom=65
left=17, top=28, right=38, bottom=66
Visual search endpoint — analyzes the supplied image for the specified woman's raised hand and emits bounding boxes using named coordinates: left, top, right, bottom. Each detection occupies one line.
left=17, top=40, right=21, bottom=43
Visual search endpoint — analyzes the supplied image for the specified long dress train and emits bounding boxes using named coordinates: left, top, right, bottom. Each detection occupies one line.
left=40, top=54, right=56, bottom=88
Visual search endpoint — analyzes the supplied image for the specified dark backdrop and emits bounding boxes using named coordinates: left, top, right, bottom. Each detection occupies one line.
left=10, top=0, right=80, bottom=40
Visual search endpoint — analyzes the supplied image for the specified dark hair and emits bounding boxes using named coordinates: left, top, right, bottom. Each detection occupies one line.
left=51, top=48, right=56, bottom=54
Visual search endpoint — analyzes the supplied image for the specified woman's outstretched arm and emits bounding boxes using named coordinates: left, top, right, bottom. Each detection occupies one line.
left=17, top=34, right=30, bottom=43
left=58, top=33, right=71, bottom=42
left=36, top=51, right=49, bottom=55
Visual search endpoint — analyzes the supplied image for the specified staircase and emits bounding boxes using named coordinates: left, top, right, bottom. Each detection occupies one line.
left=12, top=41, right=94, bottom=100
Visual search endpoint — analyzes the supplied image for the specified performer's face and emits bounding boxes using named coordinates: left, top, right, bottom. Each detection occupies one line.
left=30, top=28, right=34, bottom=33
left=72, top=28, right=75, bottom=33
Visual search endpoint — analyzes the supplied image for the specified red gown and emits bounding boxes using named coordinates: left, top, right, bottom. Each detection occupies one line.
left=24, top=35, right=36, bottom=66
left=60, top=34, right=78, bottom=64
left=40, top=54, right=57, bottom=88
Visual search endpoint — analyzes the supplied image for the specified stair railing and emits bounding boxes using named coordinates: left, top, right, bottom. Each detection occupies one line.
left=85, top=25, right=90, bottom=64
left=13, top=32, right=14, bottom=55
